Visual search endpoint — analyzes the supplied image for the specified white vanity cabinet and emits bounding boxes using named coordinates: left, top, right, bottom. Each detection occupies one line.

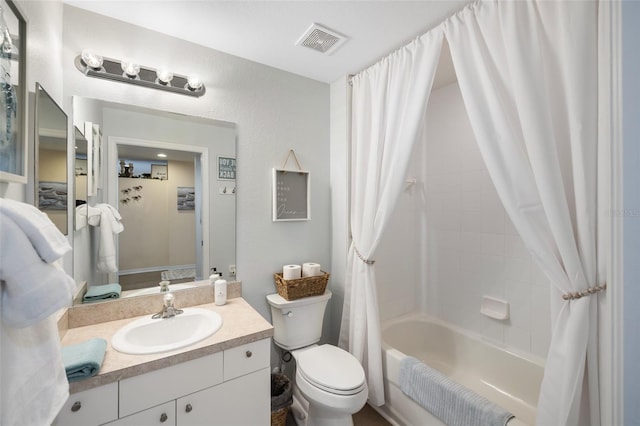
left=53, top=339, right=270, bottom=426
left=177, top=367, right=269, bottom=426
left=105, top=401, right=175, bottom=426
left=53, top=382, right=118, bottom=426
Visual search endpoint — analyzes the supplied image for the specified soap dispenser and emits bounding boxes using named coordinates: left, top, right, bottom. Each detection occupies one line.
left=214, top=275, right=227, bottom=306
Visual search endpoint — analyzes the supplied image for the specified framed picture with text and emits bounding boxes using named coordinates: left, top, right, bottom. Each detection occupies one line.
left=0, top=0, right=27, bottom=183
left=272, top=168, right=310, bottom=221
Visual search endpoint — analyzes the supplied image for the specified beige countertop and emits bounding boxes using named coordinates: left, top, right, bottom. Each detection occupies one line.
left=61, top=297, right=273, bottom=394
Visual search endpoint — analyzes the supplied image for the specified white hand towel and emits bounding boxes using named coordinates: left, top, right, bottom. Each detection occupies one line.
left=91, top=204, right=124, bottom=273
left=86, top=205, right=102, bottom=227
left=0, top=214, right=75, bottom=327
left=0, top=198, right=71, bottom=263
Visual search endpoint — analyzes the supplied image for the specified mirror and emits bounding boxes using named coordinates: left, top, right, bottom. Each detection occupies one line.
left=74, top=126, right=88, bottom=223
left=72, top=97, right=236, bottom=303
left=35, top=83, right=68, bottom=235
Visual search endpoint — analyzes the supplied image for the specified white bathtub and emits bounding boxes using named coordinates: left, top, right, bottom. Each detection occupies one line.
left=377, top=314, right=544, bottom=426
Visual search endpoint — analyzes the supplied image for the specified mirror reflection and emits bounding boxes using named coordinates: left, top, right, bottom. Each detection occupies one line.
left=72, top=98, right=236, bottom=304
left=35, top=83, right=68, bottom=235
left=74, top=126, right=88, bottom=211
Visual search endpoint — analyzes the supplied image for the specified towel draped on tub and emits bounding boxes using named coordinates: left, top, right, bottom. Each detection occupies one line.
left=399, top=356, right=514, bottom=426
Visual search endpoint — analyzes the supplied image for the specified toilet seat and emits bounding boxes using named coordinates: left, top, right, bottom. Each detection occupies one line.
left=296, top=345, right=366, bottom=396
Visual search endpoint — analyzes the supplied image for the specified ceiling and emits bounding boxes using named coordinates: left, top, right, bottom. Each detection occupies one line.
left=63, top=0, right=470, bottom=84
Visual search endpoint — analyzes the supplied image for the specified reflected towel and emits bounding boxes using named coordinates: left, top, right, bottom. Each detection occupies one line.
left=88, top=204, right=124, bottom=272
left=399, top=356, right=514, bottom=426
left=82, top=283, right=121, bottom=303
left=61, top=338, right=108, bottom=382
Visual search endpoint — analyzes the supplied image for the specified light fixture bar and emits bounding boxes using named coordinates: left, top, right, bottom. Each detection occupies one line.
left=74, top=54, right=205, bottom=98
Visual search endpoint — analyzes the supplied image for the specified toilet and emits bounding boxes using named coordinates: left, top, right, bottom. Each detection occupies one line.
left=266, top=290, right=368, bottom=426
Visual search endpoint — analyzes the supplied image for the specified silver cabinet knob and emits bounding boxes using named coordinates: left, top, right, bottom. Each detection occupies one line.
left=160, top=413, right=168, bottom=423
left=245, top=350, right=252, bottom=358
left=71, top=401, right=81, bottom=412
left=185, top=403, right=193, bottom=413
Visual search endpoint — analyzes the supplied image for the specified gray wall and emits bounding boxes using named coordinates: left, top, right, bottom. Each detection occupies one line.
left=623, top=1, right=640, bottom=423
left=61, top=5, right=331, bottom=334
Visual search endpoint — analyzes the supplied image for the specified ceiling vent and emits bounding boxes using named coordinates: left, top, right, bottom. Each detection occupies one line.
left=296, top=23, right=347, bottom=55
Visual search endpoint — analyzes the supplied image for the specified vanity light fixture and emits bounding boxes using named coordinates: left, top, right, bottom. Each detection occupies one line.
left=81, top=49, right=103, bottom=70
left=156, top=70, right=174, bottom=85
left=120, top=60, right=140, bottom=79
left=157, top=153, right=167, bottom=158
left=75, top=50, right=205, bottom=97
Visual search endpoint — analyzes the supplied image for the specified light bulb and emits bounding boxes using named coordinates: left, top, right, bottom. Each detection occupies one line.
left=156, top=69, right=174, bottom=85
left=121, top=61, right=140, bottom=78
left=81, top=49, right=103, bottom=70
left=186, top=76, right=202, bottom=91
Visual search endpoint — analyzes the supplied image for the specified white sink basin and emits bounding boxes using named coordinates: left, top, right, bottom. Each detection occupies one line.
left=125, top=283, right=197, bottom=298
left=111, top=308, right=223, bottom=355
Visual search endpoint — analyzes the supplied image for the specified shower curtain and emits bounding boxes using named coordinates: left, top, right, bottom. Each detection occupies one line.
left=342, top=0, right=603, bottom=423
left=338, top=29, right=443, bottom=406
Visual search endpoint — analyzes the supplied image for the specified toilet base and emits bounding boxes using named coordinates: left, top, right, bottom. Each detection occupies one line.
left=306, top=403, right=354, bottom=426
left=291, top=386, right=356, bottom=426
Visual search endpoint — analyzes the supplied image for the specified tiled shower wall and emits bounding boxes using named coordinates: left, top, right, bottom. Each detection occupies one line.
left=377, top=82, right=551, bottom=359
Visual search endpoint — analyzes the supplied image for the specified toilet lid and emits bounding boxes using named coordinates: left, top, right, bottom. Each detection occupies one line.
left=297, top=345, right=366, bottom=395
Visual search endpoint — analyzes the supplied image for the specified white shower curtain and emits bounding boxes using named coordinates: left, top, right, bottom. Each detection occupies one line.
left=339, top=28, right=443, bottom=406
left=445, top=1, right=602, bottom=425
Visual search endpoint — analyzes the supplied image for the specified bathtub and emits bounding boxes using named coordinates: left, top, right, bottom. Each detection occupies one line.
left=377, top=314, right=544, bottom=426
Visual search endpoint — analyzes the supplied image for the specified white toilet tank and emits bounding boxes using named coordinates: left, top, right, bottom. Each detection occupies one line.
left=266, top=290, right=332, bottom=350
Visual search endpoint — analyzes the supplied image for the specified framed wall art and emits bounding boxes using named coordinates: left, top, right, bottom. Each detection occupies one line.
left=272, top=168, right=310, bottom=221
left=217, top=156, right=235, bottom=181
left=0, top=0, right=27, bottom=183
left=151, top=163, right=168, bottom=180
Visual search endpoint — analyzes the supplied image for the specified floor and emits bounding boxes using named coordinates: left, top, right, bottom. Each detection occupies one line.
left=285, top=404, right=391, bottom=425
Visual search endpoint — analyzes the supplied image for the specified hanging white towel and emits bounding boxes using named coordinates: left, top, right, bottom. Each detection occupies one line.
left=75, top=204, right=101, bottom=231
left=0, top=202, right=74, bottom=426
left=0, top=213, right=75, bottom=327
left=0, top=198, right=71, bottom=263
left=89, top=203, right=124, bottom=273
left=1, top=314, right=70, bottom=426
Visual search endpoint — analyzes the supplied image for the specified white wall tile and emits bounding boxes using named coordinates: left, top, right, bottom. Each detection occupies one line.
left=376, top=82, right=551, bottom=362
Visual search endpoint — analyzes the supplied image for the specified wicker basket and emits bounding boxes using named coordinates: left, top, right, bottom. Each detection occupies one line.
left=273, top=271, right=330, bottom=300
left=270, top=406, right=289, bottom=426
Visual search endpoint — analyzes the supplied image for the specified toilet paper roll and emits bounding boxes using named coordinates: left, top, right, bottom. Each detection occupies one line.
left=302, top=262, right=322, bottom=277
left=283, top=264, right=302, bottom=280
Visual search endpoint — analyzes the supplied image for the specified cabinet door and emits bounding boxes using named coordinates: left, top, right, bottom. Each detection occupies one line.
left=53, top=382, right=118, bottom=426
left=104, top=401, right=175, bottom=426
left=177, top=367, right=270, bottom=426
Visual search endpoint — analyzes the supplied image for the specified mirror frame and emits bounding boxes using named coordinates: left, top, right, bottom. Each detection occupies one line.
left=34, top=82, right=69, bottom=235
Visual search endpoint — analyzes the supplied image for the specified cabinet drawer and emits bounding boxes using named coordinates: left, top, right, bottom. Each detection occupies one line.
left=53, top=382, right=118, bottom=426
left=119, top=351, right=223, bottom=417
left=105, top=401, right=175, bottom=426
left=223, top=339, right=269, bottom=381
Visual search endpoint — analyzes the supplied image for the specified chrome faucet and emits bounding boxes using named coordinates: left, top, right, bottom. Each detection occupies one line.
left=152, top=293, right=184, bottom=319
left=159, top=280, right=170, bottom=293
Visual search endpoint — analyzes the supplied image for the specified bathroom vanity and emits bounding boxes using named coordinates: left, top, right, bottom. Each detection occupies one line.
left=53, top=287, right=273, bottom=426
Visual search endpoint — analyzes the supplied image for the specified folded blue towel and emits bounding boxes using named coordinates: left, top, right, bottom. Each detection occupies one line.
left=399, top=356, right=514, bottom=426
left=61, top=338, right=108, bottom=383
left=82, top=283, right=121, bottom=303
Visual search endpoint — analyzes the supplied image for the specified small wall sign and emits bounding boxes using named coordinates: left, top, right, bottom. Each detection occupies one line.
left=272, top=168, right=310, bottom=221
left=218, top=156, right=236, bottom=180
left=150, top=164, right=168, bottom=180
